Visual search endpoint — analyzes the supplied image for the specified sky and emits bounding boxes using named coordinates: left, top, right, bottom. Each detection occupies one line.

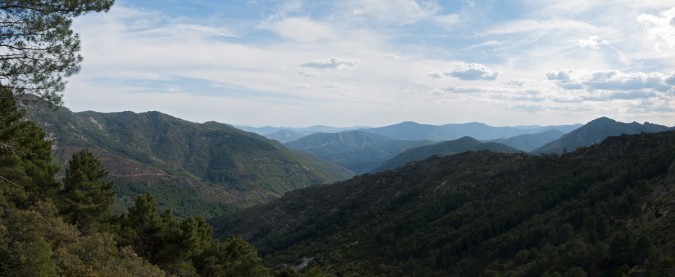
left=63, top=0, right=675, bottom=127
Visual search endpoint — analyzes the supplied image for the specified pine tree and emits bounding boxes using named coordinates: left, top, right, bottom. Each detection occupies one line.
left=57, top=149, right=114, bottom=234
left=1, top=0, right=114, bottom=105
left=0, top=87, right=58, bottom=206
left=118, top=193, right=166, bottom=261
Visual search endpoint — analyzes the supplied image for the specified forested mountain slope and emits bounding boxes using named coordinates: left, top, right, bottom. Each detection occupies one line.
left=25, top=103, right=352, bottom=217
left=371, top=136, right=520, bottom=172
left=215, top=131, right=675, bottom=276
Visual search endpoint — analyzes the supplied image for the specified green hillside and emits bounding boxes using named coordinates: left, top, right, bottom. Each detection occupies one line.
left=285, top=130, right=432, bottom=173
left=215, top=131, right=675, bottom=275
left=25, top=104, right=352, bottom=218
left=371, top=136, right=521, bottom=172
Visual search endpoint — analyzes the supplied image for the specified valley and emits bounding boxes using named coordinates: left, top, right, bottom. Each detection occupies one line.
left=3, top=1, right=673, bottom=275
left=15, top=101, right=675, bottom=275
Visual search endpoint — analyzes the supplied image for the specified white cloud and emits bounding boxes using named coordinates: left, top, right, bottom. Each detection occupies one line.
left=487, top=19, right=599, bottom=34
left=434, top=13, right=460, bottom=26
left=547, top=69, right=674, bottom=95
left=577, top=35, right=609, bottom=49
left=62, top=1, right=675, bottom=127
left=431, top=62, right=500, bottom=81
left=637, top=7, right=675, bottom=49
left=342, top=0, right=439, bottom=26
left=300, top=57, right=361, bottom=70
left=264, top=17, right=335, bottom=43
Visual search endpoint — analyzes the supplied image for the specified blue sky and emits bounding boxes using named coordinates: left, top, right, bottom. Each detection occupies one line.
left=64, top=0, right=675, bottom=127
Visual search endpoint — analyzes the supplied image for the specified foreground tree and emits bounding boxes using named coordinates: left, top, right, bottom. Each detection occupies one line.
left=57, top=149, right=114, bottom=234
left=1, top=0, right=114, bottom=105
left=0, top=87, right=58, bottom=205
left=120, top=193, right=271, bottom=275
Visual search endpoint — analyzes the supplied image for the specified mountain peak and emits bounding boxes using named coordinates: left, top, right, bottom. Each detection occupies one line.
left=532, top=117, right=671, bottom=154
left=587, top=116, right=617, bottom=124
left=455, top=136, right=480, bottom=144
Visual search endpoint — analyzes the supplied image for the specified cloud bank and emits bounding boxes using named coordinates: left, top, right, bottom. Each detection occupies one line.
left=547, top=70, right=674, bottom=93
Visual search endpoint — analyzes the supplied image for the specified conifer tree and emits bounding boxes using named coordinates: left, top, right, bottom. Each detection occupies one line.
left=0, top=87, right=58, bottom=205
left=58, top=149, right=114, bottom=233
left=1, top=0, right=115, bottom=105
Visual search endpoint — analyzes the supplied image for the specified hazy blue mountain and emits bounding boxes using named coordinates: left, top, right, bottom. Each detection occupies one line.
left=237, top=125, right=367, bottom=137
left=490, top=129, right=566, bottom=152
left=261, top=129, right=306, bottom=143
left=364, top=121, right=580, bottom=141
left=532, top=117, right=671, bottom=154
left=364, top=121, right=457, bottom=141
left=25, top=105, right=352, bottom=218
left=284, top=130, right=433, bottom=174
left=441, top=122, right=580, bottom=140
left=371, top=136, right=520, bottom=172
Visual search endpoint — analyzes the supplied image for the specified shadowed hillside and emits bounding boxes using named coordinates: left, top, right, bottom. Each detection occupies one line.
left=215, top=131, right=675, bottom=275
left=371, top=136, right=520, bottom=172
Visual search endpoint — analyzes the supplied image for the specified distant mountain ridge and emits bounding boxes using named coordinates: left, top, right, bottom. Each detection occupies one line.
left=237, top=125, right=368, bottom=143
left=363, top=121, right=581, bottom=141
left=490, top=129, right=566, bottom=152
left=533, top=117, right=672, bottom=154
left=239, top=121, right=580, bottom=143
left=25, top=104, right=352, bottom=217
left=284, top=130, right=433, bottom=173
left=371, top=136, right=521, bottom=172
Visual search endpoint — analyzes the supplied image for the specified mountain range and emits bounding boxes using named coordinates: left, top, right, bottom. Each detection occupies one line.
left=213, top=130, right=675, bottom=275
left=361, top=121, right=581, bottom=142
left=284, top=130, right=433, bottom=173
left=238, top=125, right=367, bottom=143
left=23, top=99, right=675, bottom=222
left=24, top=103, right=351, bottom=218
left=20, top=101, right=675, bottom=275
left=240, top=121, right=581, bottom=143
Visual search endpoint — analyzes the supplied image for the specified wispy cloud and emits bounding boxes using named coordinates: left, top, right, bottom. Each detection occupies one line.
left=300, top=58, right=361, bottom=70
left=63, top=1, right=675, bottom=127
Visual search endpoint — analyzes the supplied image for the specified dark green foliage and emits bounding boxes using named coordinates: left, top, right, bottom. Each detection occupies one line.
left=0, top=87, right=59, bottom=205
left=0, top=0, right=114, bottom=104
left=195, top=236, right=270, bottom=276
left=119, top=193, right=271, bottom=276
left=57, top=149, right=114, bottom=233
left=0, top=200, right=166, bottom=276
left=218, top=131, right=675, bottom=275
left=1, top=89, right=273, bottom=276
